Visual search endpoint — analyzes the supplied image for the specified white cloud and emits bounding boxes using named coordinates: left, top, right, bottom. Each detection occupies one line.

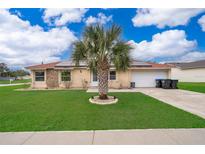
left=0, top=9, right=77, bottom=67
left=132, top=9, right=205, bottom=28
left=43, top=8, right=88, bottom=26
left=85, top=13, right=112, bottom=26
left=177, top=51, right=205, bottom=62
left=198, top=15, right=205, bottom=31
left=129, top=30, right=197, bottom=61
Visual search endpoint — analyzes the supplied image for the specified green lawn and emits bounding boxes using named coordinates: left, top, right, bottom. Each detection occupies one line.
left=0, top=79, right=31, bottom=84
left=178, top=82, right=205, bottom=93
left=0, top=85, right=205, bottom=132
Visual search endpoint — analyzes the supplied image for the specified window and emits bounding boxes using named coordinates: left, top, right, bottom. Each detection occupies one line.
left=61, top=71, right=71, bottom=81
left=109, top=71, right=116, bottom=80
left=35, top=71, right=45, bottom=81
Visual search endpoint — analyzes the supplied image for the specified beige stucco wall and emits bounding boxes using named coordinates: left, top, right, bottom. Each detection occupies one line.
left=59, top=68, right=91, bottom=88
left=59, top=68, right=130, bottom=89
left=31, top=68, right=170, bottom=89
left=171, top=67, right=205, bottom=82
left=31, top=70, right=47, bottom=88
left=108, top=70, right=130, bottom=88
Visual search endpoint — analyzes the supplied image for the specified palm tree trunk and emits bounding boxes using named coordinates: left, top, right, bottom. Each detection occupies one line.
left=98, top=60, right=109, bottom=99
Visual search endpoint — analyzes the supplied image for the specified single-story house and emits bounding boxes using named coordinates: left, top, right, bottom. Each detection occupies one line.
left=26, top=60, right=171, bottom=89
left=169, top=60, right=205, bottom=82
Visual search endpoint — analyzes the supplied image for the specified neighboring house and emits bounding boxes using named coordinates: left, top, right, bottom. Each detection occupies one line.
left=26, top=60, right=171, bottom=89
left=169, top=60, right=205, bottom=82
left=16, top=75, right=31, bottom=80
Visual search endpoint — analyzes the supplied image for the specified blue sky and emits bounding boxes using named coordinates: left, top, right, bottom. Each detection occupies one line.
left=1, top=8, right=205, bottom=67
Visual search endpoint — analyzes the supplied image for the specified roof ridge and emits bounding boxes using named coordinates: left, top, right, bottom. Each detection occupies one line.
left=26, top=60, right=170, bottom=70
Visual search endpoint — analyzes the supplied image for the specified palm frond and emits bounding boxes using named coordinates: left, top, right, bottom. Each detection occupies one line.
left=72, top=24, right=132, bottom=71
left=72, top=41, right=87, bottom=66
left=112, top=41, right=132, bottom=71
left=106, top=24, right=121, bottom=45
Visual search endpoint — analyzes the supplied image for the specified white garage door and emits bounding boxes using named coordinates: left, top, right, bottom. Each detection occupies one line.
left=131, top=70, right=168, bottom=87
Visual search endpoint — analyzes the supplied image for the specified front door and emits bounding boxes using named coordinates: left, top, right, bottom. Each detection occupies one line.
left=91, top=71, right=98, bottom=87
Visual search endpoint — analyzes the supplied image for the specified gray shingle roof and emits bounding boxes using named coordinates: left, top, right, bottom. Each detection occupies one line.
left=55, top=60, right=87, bottom=67
left=174, top=60, right=205, bottom=69
left=55, top=60, right=152, bottom=67
left=130, top=60, right=152, bottom=67
left=26, top=60, right=170, bottom=70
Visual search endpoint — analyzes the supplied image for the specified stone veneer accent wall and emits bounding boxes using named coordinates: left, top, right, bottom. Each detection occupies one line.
left=46, top=69, right=59, bottom=88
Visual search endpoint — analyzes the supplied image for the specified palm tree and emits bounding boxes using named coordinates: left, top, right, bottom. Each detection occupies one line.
left=72, top=24, right=132, bottom=99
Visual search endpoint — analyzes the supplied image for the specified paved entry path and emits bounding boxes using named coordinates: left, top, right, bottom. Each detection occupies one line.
left=0, top=129, right=205, bottom=145
left=0, top=83, right=29, bottom=87
left=137, top=88, right=205, bottom=119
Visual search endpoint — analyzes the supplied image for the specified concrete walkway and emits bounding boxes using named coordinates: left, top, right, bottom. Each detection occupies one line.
left=0, top=83, right=30, bottom=87
left=1, top=129, right=205, bottom=145
left=87, top=88, right=137, bottom=93
left=137, top=88, right=205, bottom=119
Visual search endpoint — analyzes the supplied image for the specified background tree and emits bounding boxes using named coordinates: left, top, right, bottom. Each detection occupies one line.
left=0, top=63, right=30, bottom=78
left=0, top=63, right=10, bottom=77
left=72, top=24, right=132, bottom=99
left=10, top=70, right=30, bottom=78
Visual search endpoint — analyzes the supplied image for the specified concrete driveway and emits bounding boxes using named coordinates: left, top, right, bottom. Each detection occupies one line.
left=137, top=88, right=205, bottom=119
